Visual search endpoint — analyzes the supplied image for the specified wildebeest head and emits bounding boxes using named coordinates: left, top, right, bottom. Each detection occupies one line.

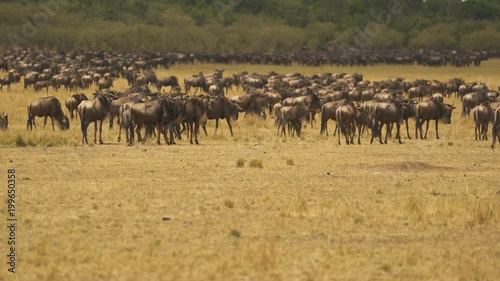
left=441, top=103, right=456, bottom=124
left=58, top=114, right=70, bottom=131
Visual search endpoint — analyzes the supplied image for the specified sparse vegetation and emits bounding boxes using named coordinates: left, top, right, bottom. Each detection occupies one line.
left=248, top=159, right=263, bottom=168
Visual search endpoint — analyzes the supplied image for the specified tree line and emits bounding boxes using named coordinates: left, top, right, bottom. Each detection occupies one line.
left=0, top=0, right=498, bottom=51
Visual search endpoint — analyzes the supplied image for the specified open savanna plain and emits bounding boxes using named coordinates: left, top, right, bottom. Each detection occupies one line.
left=0, top=60, right=499, bottom=281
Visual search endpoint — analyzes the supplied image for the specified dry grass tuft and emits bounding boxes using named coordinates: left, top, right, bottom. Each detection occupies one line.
left=248, top=159, right=263, bottom=168
left=236, top=158, right=245, bottom=168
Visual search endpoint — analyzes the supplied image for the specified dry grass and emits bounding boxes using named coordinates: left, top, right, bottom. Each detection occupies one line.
left=0, top=61, right=499, bottom=281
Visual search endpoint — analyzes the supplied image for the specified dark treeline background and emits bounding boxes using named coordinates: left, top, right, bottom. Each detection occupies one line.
left=0, top=0, right=498, bottom=51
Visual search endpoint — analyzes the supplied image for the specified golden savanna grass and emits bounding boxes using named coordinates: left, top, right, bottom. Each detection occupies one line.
left=0, top=61, right=499, bottom=281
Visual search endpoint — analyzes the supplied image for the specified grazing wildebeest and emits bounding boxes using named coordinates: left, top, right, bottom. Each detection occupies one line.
left=336, top=104, right=356, bottom=145
left=491, top=107, right=500, bottom=149
left=370, top=100, right=404, bottom=144
left=156, top=76, right=179, bottom=92
left=27, top=96, right=69, bottom=131
left=320, top=99, right=348, bottom=135
left=65, top=93, right=88, bottom=120
left=0, top=112, right=8, bottom=130
left=180, top=97, right=206, bottom=144
left=471, top=101, right=494, bottom=141
left=201, top=96, right=241, bottom=137
left=415, top=97, right=456, bottom=139
left=78, top=93, right=112, bottom=144
left=277, top=103, right=308, bottom=137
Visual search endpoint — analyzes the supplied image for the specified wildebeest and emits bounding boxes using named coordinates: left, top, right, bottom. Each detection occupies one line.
left=27, top=96, right=69, bottom=131
left=65, top=93, right=88, bottom=120
left=370, top=100, right=404, bottom=144
left=471, top=101, right=494, bottom=141
left=200, top=96, right=240, bottom=137
left=78, top=93, right=112, bottom=144
left=0, top=112, right=8, bottom=130
left=0, top=76, right=11, bottom=91
left=277, top=103, right=308, bottom=137
left=184, top=74, right=206, bottom=94
left=34, top=81, right=50, bottom=93
left=415, top=97, right=456, bottom=139
left=156, top=76, right=179, bottom=92
left=491, top=107, right=500, bottom=149
left=180, top=97, right=206, bottom=144
left=98, top=78, right=114, bottom=91
left=320, top=99, right=348, bottom=135
left=354, top=107, right=373, bottom=144
left=336, top=104, right=356, bottom=145
left=129, top=98, right=178, bottom=145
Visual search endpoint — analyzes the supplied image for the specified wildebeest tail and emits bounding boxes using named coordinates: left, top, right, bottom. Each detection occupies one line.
left=26, top=104, right=32, bottom=130
left=337, top=109, right=346, bottom=135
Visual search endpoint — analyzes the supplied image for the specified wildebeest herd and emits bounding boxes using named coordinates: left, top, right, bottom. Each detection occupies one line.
left=0, top=48, right=499, bottom=148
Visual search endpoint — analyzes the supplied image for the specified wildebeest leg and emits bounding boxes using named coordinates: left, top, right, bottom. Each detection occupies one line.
left=189, top=122, right=194, bottom=144
left=357, top=125, right=362, bottom=145
left=226, top=118, right=234, bottom=137
left=396, top=122, right=403, bottom=144
left=384, top=123, right=390, bottom=144
left=405, top=119, right=411, bottom=139
left=202, top=121, right=208, bottom=136
left=194, top=120, right=200, bottom=145
left=51, top=117, right=56, bottom=131
left=136, top=124, right=143, bottom=142
left=93, top=121, right=98, bottom=144
left=98, top=120, right=104, bottom=144
left=118, top=123, right=122, bottom=142
left=424, top=120, right=430, bottom=139
left=156, top=124, right=162, bottom=145
left=215, top=118, right=219, bottom=134
left=43, top=116, right=48, bottom=128
left=434, top=120, right=439, bottom=139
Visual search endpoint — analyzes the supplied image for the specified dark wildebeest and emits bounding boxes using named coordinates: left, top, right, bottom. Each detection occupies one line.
left=184, top=74, right=205, bottom=95
left=27, top=97, right=69, bottom=131
left=471, top=101, right=495, bottom=141
left=277, top=103, right=308, bottom=137
left=370, top=100, right=404, bottom=144
left=98, top=78, right=114, bottom=91
left=353, top=107, right=373, bottom=145
left=129, top=98, right=179, bottom=145
left=491, top=107, right=500, bottom=149
left=78, top=93, right=112, bottom=144
left=283, top=90, right=322, bottom=128
left=461, top=92, right=488, bottom=117
left=180, top=97, right=205, bottom=144
left=200, top=96, right=241, bottom=137
left=0, top=112, right=8, bottom=130
left=320, top=99, right=348, bottom=136
left=65, top=93, right=88, bottom=120
left=156, top=76, right=179, bottom=92
left=117, top=97, right=144, bottom=143
left=109, top=95, right=141, bottom=129
left=415, top=97, right=456, bottom=140
left=401, top=100, right=417, bottom=139
left=230, top=93, right=267, bottom=119
left=336, top=104, right=356, bottom=145
left=0, top=76, right=11, bottom=91
left=34, top=81, right=50, bottom=93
